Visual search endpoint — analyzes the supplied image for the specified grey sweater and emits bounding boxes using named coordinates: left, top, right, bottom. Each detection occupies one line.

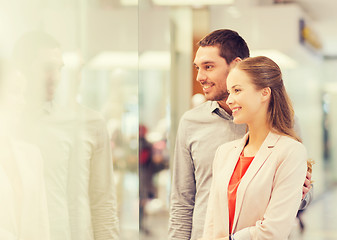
left=168, top=101, right=246, bottom=240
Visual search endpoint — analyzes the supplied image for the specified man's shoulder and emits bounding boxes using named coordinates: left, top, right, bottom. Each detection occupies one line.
left=11, top=138, right=40, bottom=155
left=180, top=101, right=216, bottom=122
left=64, top=103, right=106, bottom=124
left=75, top=104, right=104, bottom=122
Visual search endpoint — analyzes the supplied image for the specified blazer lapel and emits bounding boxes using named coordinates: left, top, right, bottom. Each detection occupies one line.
left=222, top=133, right=249, bottom=186
left=231, top=131, right=281, bottom=232
left=217, top=133, right=249, bottom=234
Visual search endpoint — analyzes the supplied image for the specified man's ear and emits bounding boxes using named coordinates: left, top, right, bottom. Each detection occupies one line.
left=229, top=57, right=242, bottom=68
left=233, top=57, right=242, bottom=63
left=261, top=87, right=271, bottom=101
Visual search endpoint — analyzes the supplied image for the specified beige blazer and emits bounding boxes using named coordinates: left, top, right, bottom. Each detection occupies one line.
left=201, top=131, right=307, bottom=240
left=0, top=139, right=50, bottom=240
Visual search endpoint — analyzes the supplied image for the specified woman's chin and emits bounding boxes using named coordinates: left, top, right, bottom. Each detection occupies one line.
left=233, top=118, right=244, bottom=125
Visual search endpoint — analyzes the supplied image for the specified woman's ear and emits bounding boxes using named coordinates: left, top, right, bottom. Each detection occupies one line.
left=261, top=87, right=271, bottom=101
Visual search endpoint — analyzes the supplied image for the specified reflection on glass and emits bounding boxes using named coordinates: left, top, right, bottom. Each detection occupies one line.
left=13, top=30, right=119, bottom=239
left=0, top=1, right=138, bottom=239
left=139, top=59, right=171, bottom=238
left=0, top=62, right=50, bottom=239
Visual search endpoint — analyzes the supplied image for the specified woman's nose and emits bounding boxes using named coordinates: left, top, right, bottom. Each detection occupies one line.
left=226, top=93, right=232, bottom=106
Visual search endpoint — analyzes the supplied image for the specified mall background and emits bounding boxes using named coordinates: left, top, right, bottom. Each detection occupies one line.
left=1, top=0, right=337, bottom=239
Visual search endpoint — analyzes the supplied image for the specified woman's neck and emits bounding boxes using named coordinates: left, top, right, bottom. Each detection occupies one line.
left=244, top=122, right=271, bottom=157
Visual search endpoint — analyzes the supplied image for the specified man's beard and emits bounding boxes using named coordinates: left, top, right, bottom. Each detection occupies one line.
left=211, top=90, right=229, bottom=102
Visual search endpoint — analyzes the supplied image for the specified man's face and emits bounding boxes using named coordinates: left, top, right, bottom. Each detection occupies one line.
left=194, top=46, right=233, bottom=103
left=33, top=47, right=64, bottom=102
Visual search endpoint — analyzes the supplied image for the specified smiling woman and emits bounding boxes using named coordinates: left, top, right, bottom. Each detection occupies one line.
left=0, top=61, right=50, bottom=239
left=229, top=56, right=299, bottom=142
left=226, top=66, right=271, bottom=126
left=201, top=56, right=307, bottom=240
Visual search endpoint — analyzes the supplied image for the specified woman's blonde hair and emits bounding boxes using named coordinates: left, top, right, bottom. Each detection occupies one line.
left=235, top=56, right=301, bottom=142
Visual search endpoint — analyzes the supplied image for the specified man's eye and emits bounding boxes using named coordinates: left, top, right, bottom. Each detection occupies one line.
left=205, top=65, right=213, bottom=70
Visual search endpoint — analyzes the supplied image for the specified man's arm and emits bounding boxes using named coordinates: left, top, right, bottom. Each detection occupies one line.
left=294, top=116, right=313, bottom=210
left=300, top=171, right=313, bottom=210
left=168, top=118, right=196, bottom=240
left=89, top=119, right=119, bottom=240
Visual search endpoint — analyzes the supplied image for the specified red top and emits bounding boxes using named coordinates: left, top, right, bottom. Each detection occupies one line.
left=228, top=151, right=254, bottom=233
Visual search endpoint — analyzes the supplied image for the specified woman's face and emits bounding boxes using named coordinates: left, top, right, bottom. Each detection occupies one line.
left=1, top=69, right=26, bottom=114
left=226, top=68, right=270, bottom=126
left=0, top=68, right=27, bottom=136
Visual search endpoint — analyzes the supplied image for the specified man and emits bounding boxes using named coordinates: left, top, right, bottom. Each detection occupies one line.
left=13, top=31, right=119, bottom=240
left=168, top=29, right=312, bottom=240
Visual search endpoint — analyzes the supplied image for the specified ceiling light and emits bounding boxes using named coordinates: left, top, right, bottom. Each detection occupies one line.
left=88, top=52, right=138, bottom=69
left=152, top=0, right=234, bottom=6
left=250, top=49, right=298, bottom=69
left=139, top=51, right=170, bottom=70
left=120, top=0, right=138, bottom=6
left=87, top=51, right=170, bottom=70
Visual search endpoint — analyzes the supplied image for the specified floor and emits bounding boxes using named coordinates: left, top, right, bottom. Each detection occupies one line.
left=139, top=184, right=337, bottom=240
left=295, top=184, right=337, bottom=240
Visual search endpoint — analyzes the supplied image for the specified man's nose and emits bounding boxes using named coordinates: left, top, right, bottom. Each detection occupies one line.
left=196, top=69, right=206, bottom=83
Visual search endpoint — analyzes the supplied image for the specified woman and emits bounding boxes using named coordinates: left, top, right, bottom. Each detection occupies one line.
left=0, top=66, right=50, bottom=239
left=201, top=56, right=307, bottom=240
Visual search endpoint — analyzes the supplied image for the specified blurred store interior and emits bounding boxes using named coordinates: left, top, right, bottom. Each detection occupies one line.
left=139, top=0, right=337, bottom=239
left=1, top=0, right=337, bottom=239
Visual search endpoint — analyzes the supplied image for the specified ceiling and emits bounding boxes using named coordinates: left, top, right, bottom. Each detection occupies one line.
left=294, top=0, right=336, bottom=21
left=148, top=0, right=337, bottom=57
left=293, top=0, right=337, bottom=57
left=119, top=0, right=337, bottom=57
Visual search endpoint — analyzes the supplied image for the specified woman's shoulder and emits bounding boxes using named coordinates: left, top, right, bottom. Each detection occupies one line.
left=274, top=134, right=308, bottom=161
left=277, top=134, right=306, bottom=150
left=214, top=137, right=244, bottom=161
left=219, top=137, right=243, bottom=150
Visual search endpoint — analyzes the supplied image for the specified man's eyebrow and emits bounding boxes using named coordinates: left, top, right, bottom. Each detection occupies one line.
left=194, top=61, right=215, bottom=66
left=201, top=61, right=215, bottom=65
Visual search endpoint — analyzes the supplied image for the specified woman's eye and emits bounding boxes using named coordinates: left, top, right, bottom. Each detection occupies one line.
left=234, top=89, right=240, bottom=93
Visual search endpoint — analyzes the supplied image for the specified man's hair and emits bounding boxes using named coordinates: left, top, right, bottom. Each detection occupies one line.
left=198, top=29, right=250, bottom=64
left=12, top=30, right=60, bottom=73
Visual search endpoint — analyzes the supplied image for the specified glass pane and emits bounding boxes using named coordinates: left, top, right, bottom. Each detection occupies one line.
left=0, top=0, right=138, bottom=239
left=138, top=3, right=172, bottom=239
